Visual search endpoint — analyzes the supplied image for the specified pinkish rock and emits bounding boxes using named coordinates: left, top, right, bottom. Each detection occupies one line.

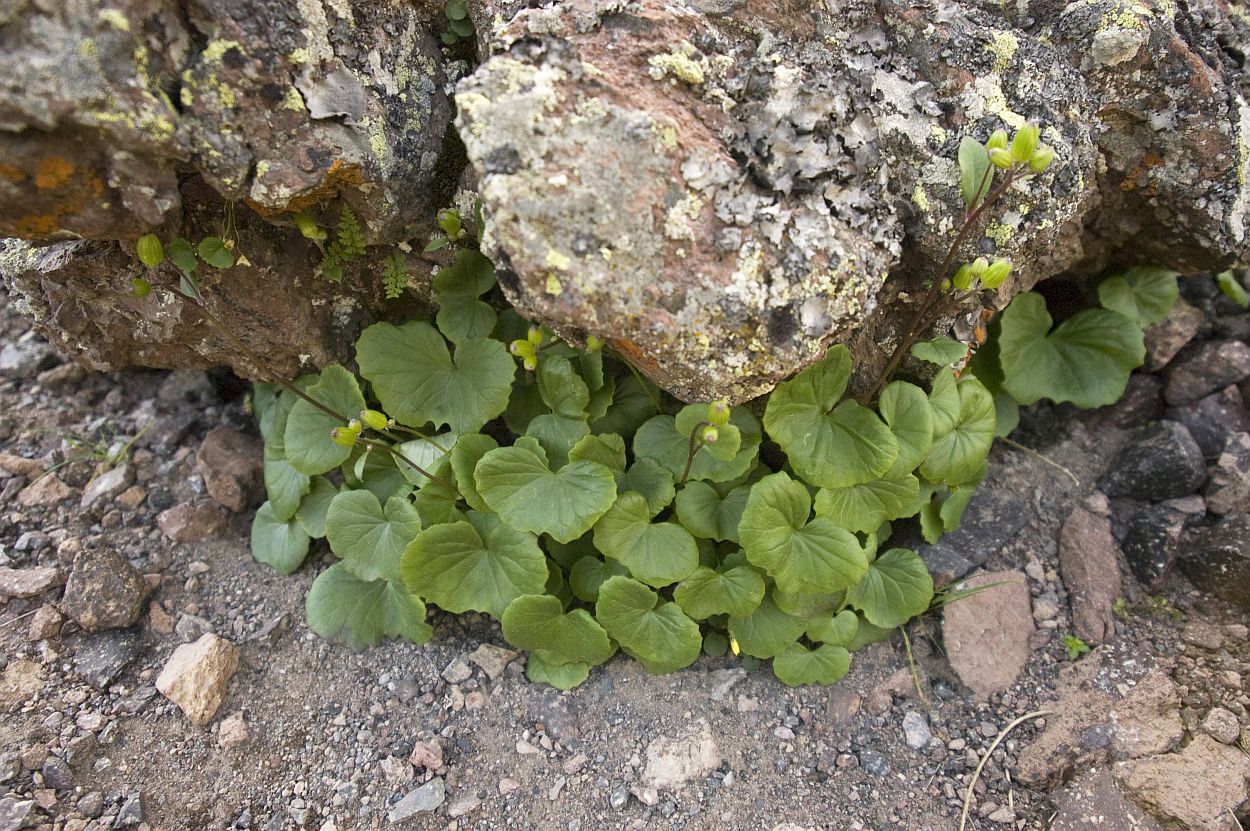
left=156, top=503, right=230, bottom=542
left=1058, top=506, right=1120, bottom=644
left=196, top=427, right=263, bottom=513
left=1108, top=670, right=1183, bottom=759
left=1143, top=298, right=1203, bottom=371
left=1115, top=735, right=1250, bottom=830
left=943, top=571, right=1034, bottom=698
left=0, top=566, right=63, bottom=599
left=17, top=474, right=73, bottom=507
left=156, top=634, right=240, bottom=727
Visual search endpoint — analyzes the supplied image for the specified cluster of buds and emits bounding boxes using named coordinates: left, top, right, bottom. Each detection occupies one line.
left=585, top=334, right=604, bottom=353
left=509, top=325, right=546, bottom=371
left=951, top=257, right=1013, bottom=291
left=437, top=209, right=463, bottom=240
left=700, top=399, right=732, bottom=444
left=986, top=125, right=1055, bottom=175
left=330, top=418, right=363, bottom=448
left=293, top=210, right=328, bottom=244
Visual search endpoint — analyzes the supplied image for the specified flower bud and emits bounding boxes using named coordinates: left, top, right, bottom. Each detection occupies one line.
left=509, top=339, right=535, bottom=359
left=330, top=425, right=359, bottom=447
left=970, top=257, right=989, bottom=278
left=1011, top=123, right=1040, bottom=164
left=131, top=278, right=152, bottom=298
left=527, top=325, right=545, bottom=346
left=988, top=147, right=1014, bottom=170
left=585, top=334, right=604, bottom=353
left=951, top=265, right=973, bottom=291
left=1028, top=144, right=1055, bottom=174
left=700, top=425, right=719, bottom=444
left=136, top=234, right=165, bottom=267
left=436, top=208, right=462, bottom=238
left=522, top=355, right=538, bottom=371
left=981, top=258, right=1012, bottom=289
left=707, top=400, right=731, bottom=427
left=986, top=130, right=1008, bottom=153
left=292, top=211, right=326, bottom=242
left=360, top=409, right=389, bottom=431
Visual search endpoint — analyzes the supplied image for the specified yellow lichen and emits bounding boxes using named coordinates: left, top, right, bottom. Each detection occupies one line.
left=281, top=88, right=305, bottom=112
left=664, top=191, right=704, bottom=241
left=986, top=31, right=1019, bottom=74
left=545, top=274, right=563, bottom=295
left=545, top=248, right=572, bottom=271
left=648, top=43, right=706, bottom=86
left=985, top=221, right=1014, bottom=247
left=288, top=48, right=311, bottom=65
left=97, top=9, right=130, bottom=31
left=202, top=39, right=241, bottom=63
left=912, top=183, right=930, bottom=213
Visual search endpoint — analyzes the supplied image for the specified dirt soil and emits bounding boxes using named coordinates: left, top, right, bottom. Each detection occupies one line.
left=1, top=282, right=1248, bottom=831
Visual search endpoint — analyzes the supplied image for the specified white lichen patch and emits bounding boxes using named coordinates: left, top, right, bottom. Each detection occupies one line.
left=664, top=191, right=705, bottom=241
left=1090, top=27, right=1146, bottom=66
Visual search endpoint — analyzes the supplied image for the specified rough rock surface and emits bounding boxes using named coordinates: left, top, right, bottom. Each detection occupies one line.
left=1058, top=506, right=1120, bottom=644
left=640, top=720, right=721, bottom=791
left=196, top=427, right=263, bottom=513
left=0, top=566, right=63, bottom=599
left=942, top=570, right=1033, bottom=697
left=155, top=633, right=240, bottom=727
left=1107, top=671, right=1183, bottom=759
left=1050, top=769, right=1163, bottom=831
left=1114, top=735, right=1250, bottom=831
left=58, top=547, right=151, bottom=632
left=1179, top=515, right=1250, bottom=610
left=1205, top=432, right=1250, bottom=516
left=1099, top=421, right=1207, bottom=501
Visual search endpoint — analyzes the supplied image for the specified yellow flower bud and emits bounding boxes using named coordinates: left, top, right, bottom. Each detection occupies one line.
left=981, top=258, right=1012, bottom=289
left=1028, top=144, right=1055, bottom=174
left=988, top=147, right=1014, bottom=170
left=527, top=325, right=545, bottom=346
left=585, top=335, right=604, bottom=353
left=360, top=410, right=389, bottom=431
left=136, top=234, right=165, bottom=267
left=292, top=211, right=326, bottom=242
left=131, top=278, right=152, bottom=298
left=700, top=425, right=719, bottom=444
left=707, top=400, right=731, bottom=427
left=1011, top=123, right=1040, bottom=165
left=986, top=130, right=1009, bottom=152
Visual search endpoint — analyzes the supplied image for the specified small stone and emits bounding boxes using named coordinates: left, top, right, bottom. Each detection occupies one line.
left=158, top=370, right=215, bottom=405
left=1121, top=505, right=1185, bottom=589
left=943, top=571, right=1034, bottom=697
left=175, top=613, right=214, bottom=642
left=26, top=605, right=63, bottom=641
left=1144, top=297, right=1202, bottom=370
left=0, top=338, right=55, bottom=378
left=708, top=667, right=746, bottom=701
left=0, top=797, right=37, bottom=831
left=1205, top=432, right=1250, bottom=516
left=562, top=753, right=589, bottom=775
left=76, top=792, right=104, bottom=819
left=71, top=630, right=143, bottom=690
left=148, top=602, right=174, bottom=635
left=1115, top=735, right=1250, bottom=829
left=1059, top=506, right=1122, bottom=643
left=39, top=757, right=70, bottom=792
left=0, top=453, right=44, bottom=479
left=35, top=361, right=85, bottom=389
left=387, top=778, right=445, bottom=822
left=1164, top=339, right=1250, bottom=406
left=447, top=791, right=481, bottom=818
left=1167, top=385, right=1250, bottom=459
left=608, top=785, right=628, bottom=810
left=17, top=474, right=72, bottom=507
left=196, top=427, right=264, bottom=512
left=156, top=502, right=229, bottom=542
left=987, top=806, right=1015, bottom=823
left=217, top=711, right=250, bottom=749
left=1181, top=622, right=1226, bottom=650
left=1099, top=421, right=1207, bottom=501
left=641, top=720, right=721, bottom=791
left=0, top=566, right=63, bottom=599
left=115, top=792, right=145, bottom=826
left=155, top=633, right=240, bottom=726
left=858, top=750, right=890, bottom=777
left=1032, top=591, right=1060, bottom=622
left=1049, top=769, right=1161, bottom=831
left=441, top=658, right=472, bottom=684
left=59, top=547, right=150, bottom=632
left=0, top=659, right=43, bottom=713
left=628, top=785, right=658, bottom=807
left=79, top=463, right=134, bottom=510
left=409, top=738, right=444, bottom=771
left=1200, top=707, right=1241, bottom=745
left=902, top=711, right=932, bottom=749
left=498, top=778, right=520, bottom=796
left=466, top=643, right=518, bottom=680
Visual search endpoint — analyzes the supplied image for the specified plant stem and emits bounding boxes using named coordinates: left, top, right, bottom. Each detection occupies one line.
left=860, top=169, right=1019, bottom=405
left=677, top=421, right=712, bottom=486
left=958, top=709, right=1051, bottom=831
left=359, top=439, right=455, bottom=490
left=900, top=626, right=931, bottom=710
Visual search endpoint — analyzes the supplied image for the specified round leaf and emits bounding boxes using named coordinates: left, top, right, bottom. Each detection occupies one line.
left=772, top=643, right=851, bottom=686
left=633, top=408, right=760, bottom=484
left=525, top=653, right=590, bottom=690
left=806, top=609, right=859, bottom=646
left=674, top=481, right=749, bottom=542
left=846, top=548, right=934, bottom=629
left=878, top=381, right=934, bottom=473
left=197, top=236, right=235, bottom=268
left=251, top=501, right=311, bottom=575
left=294, top=476, right=338, bottom=539
left=305, top=562, right=431, bottom=651
left=616, top=458, right=676, bottom=516
left=919, top=377, right=995, bottom=486
left=672, top=565, right=765, bottom=620
left=263, top=446, right=310, bottom=521
left=814, top=473, right=920, bottom=534
left=593, top=492, right=699, bottom=588
left=727, top=594, right=807, bottom=659
left=595, top=576, right=702, bottom=675
left=283, top=365, right=367, bottom=475
left=569, top=555, right=629, bottom=602
left=325, top=490, right=422, bottom=584
left=1096, top=265, right=1178, bottom=329
left=501, top=593, right=614, bottom=666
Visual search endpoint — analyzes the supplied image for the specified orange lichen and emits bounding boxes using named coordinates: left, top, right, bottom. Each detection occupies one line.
left=10, top=214, right=60, bottom=236
left=34, top=156, right=75, bottom=190
left=246, top=159, right=367, bottom=217
left=608, top=337, right=661, bottom=376
left=0, top=163, right=25, bottom=183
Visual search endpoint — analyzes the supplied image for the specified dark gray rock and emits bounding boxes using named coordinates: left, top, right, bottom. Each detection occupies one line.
left=918, top=465, right=1033, bottom=584
left=858, top=750, right=890, bottom=777
left=40, top=757, right=72, bottom=792
left=1121, top=505, right=1186, bottom=589
left=71, top=630, right=144, bottom=690
left=59, top=547, right=150, bottom=632
left=1164, top=340, right=1250, bottom=406
left=1050, top=769, right=1163, bottom=831
left=1099, top=421, right=1207, bottom=502
left=1166, top=385, right=1250, bottom=459
left=1179, top=515, right=1250, bottom=610
left=114, top=792, right=145, bottom=827
left=1205, top=432, right=1250, bottom=516
left=1084, top=373, right=1165, bottom=431
left=526, top=691, right=581, bottom=740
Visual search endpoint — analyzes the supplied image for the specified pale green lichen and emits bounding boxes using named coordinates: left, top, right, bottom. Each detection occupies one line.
left=648, top=43, right=706, bottom=86
left=986, top=31, right=1019, bottom=74
left=97, top=9, right=130, bottom=31
left=202, top=39, right=241, bottom=63
left=288, top=48, right=312, bottom=65
left=985, top=221, right=1014, bottom=247
left=664, top=191, right=704, bottom=241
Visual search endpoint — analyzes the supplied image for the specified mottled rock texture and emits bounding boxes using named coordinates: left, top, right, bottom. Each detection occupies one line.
left=3, top=0, right=1250, bottom=400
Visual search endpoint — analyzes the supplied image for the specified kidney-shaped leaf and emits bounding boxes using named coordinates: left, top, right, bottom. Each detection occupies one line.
left=633, top=408, right=760, bottom=484
left=593, top=492, right=699, bottom=588
left=325, top=490, right=422, bottom=584
left=251, top=501, right=311, bottom=575
left=672, top=565, right=765, bottom=620
left=501, top=593, right=614, bottom=667
left=814, top=473, right=920, bottom=534
left=675, top=481, right=749, bottom=542
left=283, top=365, right=367, bottom=475
left=919, top=377, right=995, bottom=486
left=727, top=594, right=807, bottom=659
left=878, top=380, right=934, bottom=474
left=846, top=547, right=934, bottom=629
left=805, top=609, right=859, bottom=646
left=525, top=653, right=591, bottom=690
left=1097, top=265, right=1178, bottom=329
left=595, top=576, right=702, bottom=675
left=772, top=642, right=851, bottom=687
left=305, top=563, right=432, bottom=651
left=264, top=446, right=311, bottom=521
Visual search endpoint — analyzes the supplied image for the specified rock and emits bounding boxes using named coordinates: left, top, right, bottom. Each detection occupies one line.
left=175, top=613, right=214, bottom=643
left=157, top=371, right=216, bottom=406
left=387, top=778, right=445, bottom=822
left=943, top=571, right=1034, bottom=697
left=1017, top=657, right=1117, bottom=789
left=0, top=338, right=55, bottom=379
left=1205, top=432, right=1250, bottom=516
left=196, top=427, right=263, bottom=512
left=1200, top=708, right=1242, bottom=745
left=35, top=361, right=85, bottom=390
left=441, top=658, right=472, bottom=684
left=497, top=778, right=520, bottom=796
left=1059, top=507, right=1121, bottom=643
left=0, top=753, right=18, bottom=784
left=217, top=711, right=250, bottom=749
left=0, top=566, right=63, bottom=599
left=76, top=792, right=104, bottom=819
left=640, top=721, right=721, bottom=791
left=115, top=792, right=145, bottom=826
left=156, top=503, right=230, bottom=542
left=0, top=659, right=43, bottom=713
left=1164, top=340, right=1250, bottom=406
left=1108, top=671, right=1183, bottom=759
left=1166, top=385, right=1250, bottom=459
left=1120, top=505, right=1185, bottom=590
left=17, top=474, right=72, bottom=507
left=155, top=633, right=241, bottom=727
left=59, top=547, right=150, bottom=632
left=0, top=453, right=44, bottom=479
left=446, top=791, right=481, bottom=818
left=1183, top=622, right=1228, bottom=651
left=1084, top=373, right=1165, bottom=431
left=408, top=739, right=444, bottom=772
left=1179, top=515, right=1250, bottom=610
left=1099, top=421, right=1207, bottom=501
left=26, top=605, right=63, bottom=641
left=902, top=711, right=932, bottom=750
left=79, top=463, right=134, bottom=511
left=1115, top=736, right=1250, bottom=830
left=0, top=797, right=37, bottom=831
left=1143, top=298, right=1203, bottom=370
left=858, top=750, right=890, bottom=777
left=708, top=668, right=746, bottom=702
left=525, top=690, right=580, bottom=739
left=71, top=630, right=143, bottom=690
left=466, top=643, right=518, bottom=680
left=1049, top=768, right=1164, bottom=831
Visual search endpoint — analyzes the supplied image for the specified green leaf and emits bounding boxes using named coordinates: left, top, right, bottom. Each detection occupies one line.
left=703, top=631, right=729, bottom=657
left=593, top=492, right=699, bottom=587
left=569, top=555, right=630, bottom=602
left=251, top=501, right=311, bottom=575
left=437, top=299, right=498, bottom=343
left=814, top=473, right=920, bottom=533
left=847, top=615, right=895, bottom=650
left=727, top=594, right=807, bottom=659
left=739, top=472, right=869, bottom=595
left=525, top=654, right=590, bottom=690
left=306, top=563, right=431, bottom=651
left=568, top=433, right=626, bottom=473
left=940, top=480, right=980, bottom=532
left=1097, top=265, right=1179, bottom=329
left=1217, top=271, right=1249, bottom=308
left=449, top=433, right=498, bottom=512
left=356, top=321, right=515, bottom=434
left=634, top=408, right=760, bottom=484
left=283, top=365, right=367, bottom=475
left=958, top=135, right=993, bottom=210
left=197, top=236, right=235, bottom=268
left=434, top=249, right=496, bottom=297
left=674, top=481, right=749, bottom=542
left=846, top=548, right=934, bottom=629
left=928, top=370, right=962, bottom=436
left=504, top=376, right=546, bottom=434
left=351, top=446, right=412, bottom=502
left=772, top=643, right=851, bottom=687
left=295, top=476, right=337, bottom=538
left=475, top=438, right=617, bottom=543
left=772, top=587, right=842, bottom=618
left=525, top=413, right=590, bottom=468
left=616, top=458, right=676, bottom=516
left=998, top=292, right=1145, bottom=408
left=167, top=237, right=198, bottom=273
left=911, top=336, right=969, bottom=366
left=920, top=377, right=995, bottom=486
left=537, top=356, right=590, bottom=419
left=592, top=369, right=660, bottom=436
left=763, top=347, right=898, bottom=488
left=879, top=381, right=934, bottom=474
left=672, top=565, right=765, bottom=620
left=412, top=458, right=461, bottom=526
left=404, top=513, right=548, bottom=619
left=325, top=490, right=422, bottom=583
left=806, top=609, right=859, bottom=646
left=674, top=404, right=741, bottom=461
left=501, top=594, right=614, bottom=666
left=264, top=446, right=311, bottom=520
left=394, top=433, right=458, bottom=485
left=595, top=576, right=702, bottom=675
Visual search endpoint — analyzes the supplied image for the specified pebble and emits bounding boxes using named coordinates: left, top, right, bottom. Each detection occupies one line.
left=79, top=462, right=134, bottom=510
left=609, top=785, right=628, bottom=810
left=1200, top=707, right=1242, bottom=744
left=155, top=633, right=241, bottom=726
left=498, top=778, right=520, bottom=796
left=0, top=565, right=63, bottom=599
left=409, top=739, right=443, bottom=771
left=441, top=659, right=472, bottom=684
left=467, top=643, right=518, bottom=680
left=902, top=711, right=932, bottom=750
left=387, top=778, right=445, bottom=822
left=59, top=547, right=151, bottom=632
left=858, top=750, right=889, bottom=777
